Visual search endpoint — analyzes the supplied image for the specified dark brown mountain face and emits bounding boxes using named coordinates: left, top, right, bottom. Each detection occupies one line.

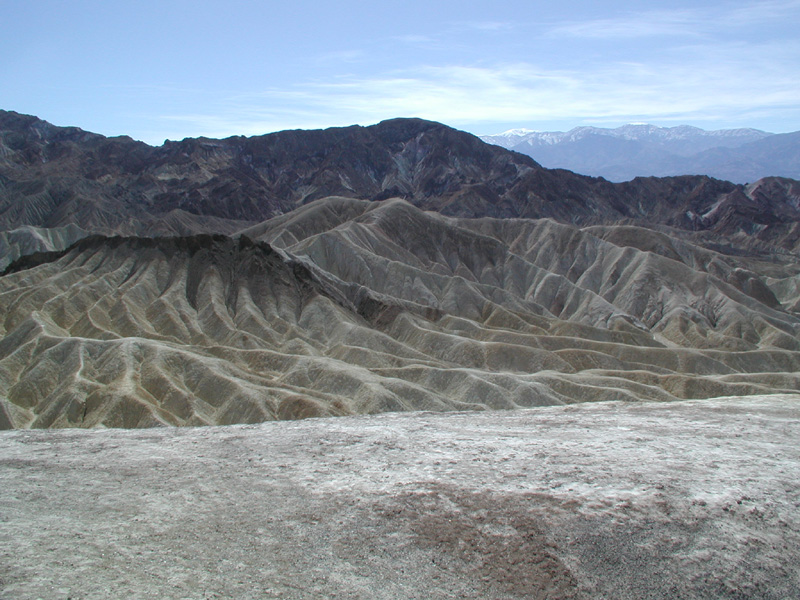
left=3, top=109, right=800, bottom=255
left=0, top=110, right=799, bottom=429
left=0, top=112, right=538, bottom=229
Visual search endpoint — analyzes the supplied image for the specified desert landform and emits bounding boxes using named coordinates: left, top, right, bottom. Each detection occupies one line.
left=1, top=110, right=799, bottom=427
left=1, top=110, right=800, bottom=598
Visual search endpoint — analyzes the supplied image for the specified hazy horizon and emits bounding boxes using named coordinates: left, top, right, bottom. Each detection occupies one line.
left=3, top=0, right=799, bottom=145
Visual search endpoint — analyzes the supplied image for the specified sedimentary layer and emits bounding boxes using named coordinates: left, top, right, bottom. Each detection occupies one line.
left=1, top=198, right=798, bottom=428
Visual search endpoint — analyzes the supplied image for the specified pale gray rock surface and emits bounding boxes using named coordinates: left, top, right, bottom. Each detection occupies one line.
left=1, top=395, right=798, bottom=599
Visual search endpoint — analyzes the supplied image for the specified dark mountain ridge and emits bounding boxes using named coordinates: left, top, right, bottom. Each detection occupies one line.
left=0, top=111, right=534, bottom=224
left=3, top=109, right=800, bottom=266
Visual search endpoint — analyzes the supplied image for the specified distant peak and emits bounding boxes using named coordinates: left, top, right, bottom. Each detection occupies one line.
left=499, top=128, right=538, bottom=136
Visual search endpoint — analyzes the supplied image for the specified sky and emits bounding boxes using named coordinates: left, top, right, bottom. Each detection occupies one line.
left=2, top=0, right=800, bottom=145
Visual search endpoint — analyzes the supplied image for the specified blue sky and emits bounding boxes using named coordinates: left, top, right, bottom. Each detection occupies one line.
left=3, top=0, right=800, bottom=144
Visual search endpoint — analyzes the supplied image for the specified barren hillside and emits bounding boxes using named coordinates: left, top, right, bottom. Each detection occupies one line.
left=2, top=198, right=799, bottom=427
left=1, top=113, right=800, bottom=428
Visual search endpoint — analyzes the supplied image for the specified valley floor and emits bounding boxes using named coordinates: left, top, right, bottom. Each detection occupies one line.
left=2, top=395, right=799, bottom=599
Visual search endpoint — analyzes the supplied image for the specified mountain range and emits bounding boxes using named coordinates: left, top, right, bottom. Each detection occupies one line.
left=1, top=109, right=799, bottom=428
left=481, top=124, right=800, bottom=183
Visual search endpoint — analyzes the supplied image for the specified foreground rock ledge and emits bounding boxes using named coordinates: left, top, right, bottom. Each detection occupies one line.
left=2, top=395, right=799, bottom=599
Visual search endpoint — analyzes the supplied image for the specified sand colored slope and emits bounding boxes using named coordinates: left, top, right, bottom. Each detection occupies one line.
left=1, top=198, right=798, bottom=428
left=262, top=198, right=799, bottom=349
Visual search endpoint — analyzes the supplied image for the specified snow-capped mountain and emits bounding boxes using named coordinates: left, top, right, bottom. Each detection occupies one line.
left=480, top=124, right=799, bottom=182
left=480, top=128, right=540, bottom=148
left=484, top=124, right=770, bottom=151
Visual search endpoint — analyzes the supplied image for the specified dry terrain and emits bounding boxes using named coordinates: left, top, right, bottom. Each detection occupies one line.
left=2, top=111, right=800, bottom=600
left=3, top=197, right=800, bottom=427
left=2, top=394, right=799, bottom=599
left=2, top=113, right=800, bottom=429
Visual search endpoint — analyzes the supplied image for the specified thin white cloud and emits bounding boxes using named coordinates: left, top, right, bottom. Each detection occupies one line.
left=152, top=46, right=800, bottom=142
left=549, top=9, right=703, bottom=39
left=721, top=0, right=800, bottom=26
left=257, top=39, right=799, bottom=123
left=549, top=0, right=800, bottom=39
left=143, top=7, right=800, bottom=143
